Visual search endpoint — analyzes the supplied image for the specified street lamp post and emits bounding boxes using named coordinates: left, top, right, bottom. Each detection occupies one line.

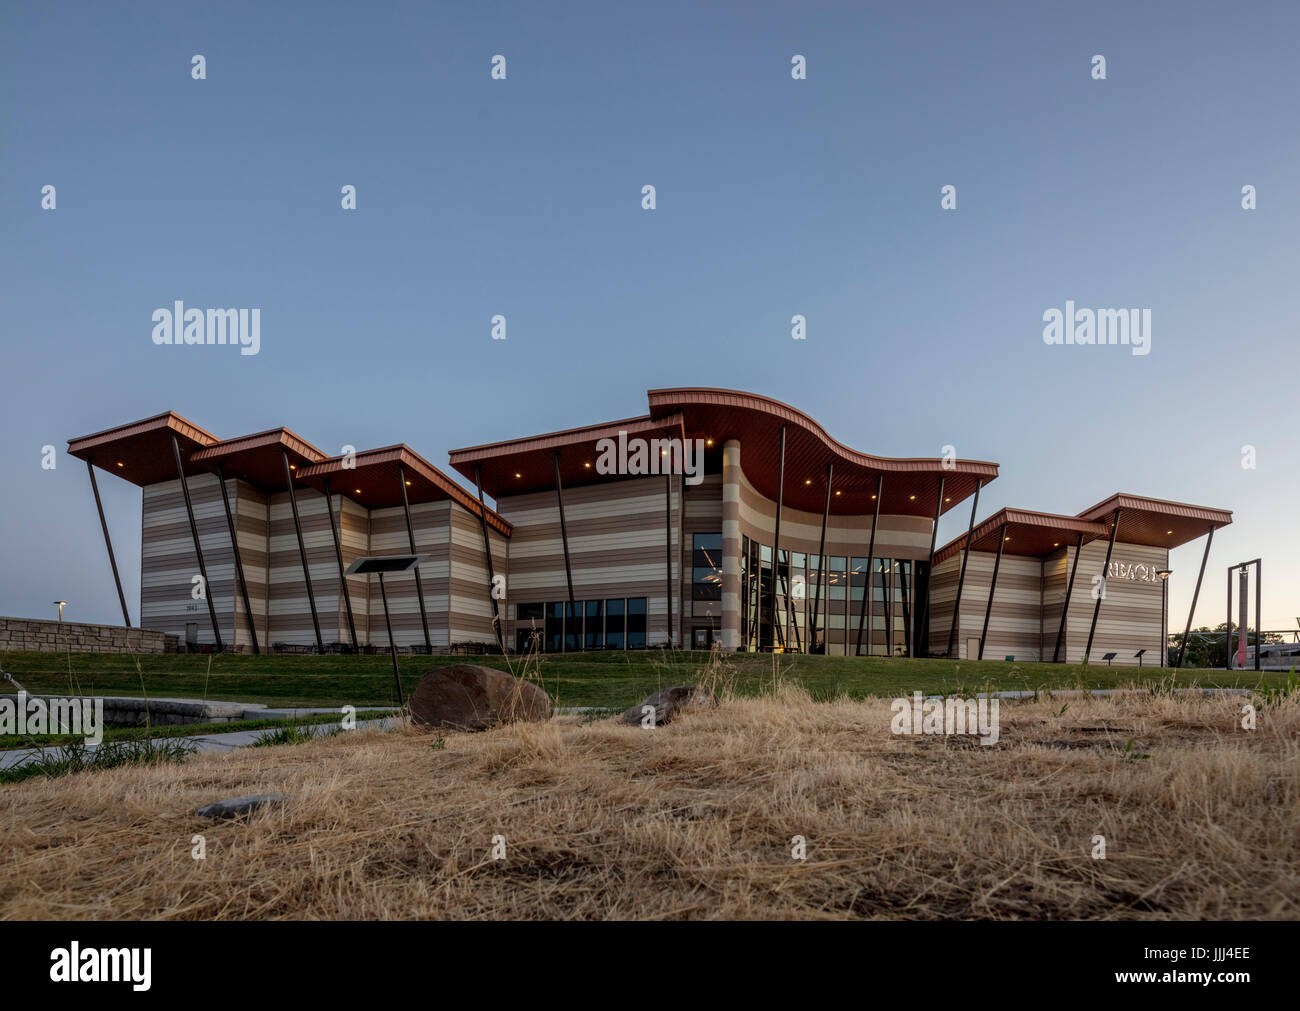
left=53, top=600, right=68, bottom=622
left=1156, top=570, right=1172, bottom=668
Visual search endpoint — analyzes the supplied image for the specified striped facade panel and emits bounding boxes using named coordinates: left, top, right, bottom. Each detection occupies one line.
left=141, top=475, right=238, bottom=647
left=325, top=493, right=370, bottom=647
left=1040, top=547, right=1071, bottom=660
left=233, top=479, right=271, bottom=649
left=928, top=552, right=1044, bottom=660
left=448, top=502, right=509, bottom=644
left=365, top=501, right=451, bottom=648
left=266, top=488, right=348, bottom=647
left=497, top=474, right=681, bottom=647
left=1063, top=541, right=1168, bottom=665
left=734, top=463, right=932, bottom=560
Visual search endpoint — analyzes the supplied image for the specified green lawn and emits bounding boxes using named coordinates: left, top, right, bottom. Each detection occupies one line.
left=0, top=648, right=1282, bottom=710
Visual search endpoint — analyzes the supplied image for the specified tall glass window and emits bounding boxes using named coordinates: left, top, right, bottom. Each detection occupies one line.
left=627, top=597, right=647, bottom=648
left=606, top=598, right=626, bottom=649
left=585, top=599, right=603, bottom=649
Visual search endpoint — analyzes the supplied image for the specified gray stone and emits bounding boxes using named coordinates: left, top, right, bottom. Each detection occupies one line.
left=196, top=793, right=286, bottom=819
left=621, top=684, right=718, bottom=727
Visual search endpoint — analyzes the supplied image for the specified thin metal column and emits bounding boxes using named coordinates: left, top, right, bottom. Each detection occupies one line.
left=1052, top=532, right=1086, bottom=663
left=665, top=472, right=674, bottom=648
left=978, top=522, right=1008, bottom=660
left=855, top=474, right=882, bottom=656
left=769, top=425, right=787, bottom=650
left=171, top=433, right=223, bottom=650
left=86, top=457, right=131, bottom=627
left=1255, top=559, right=1262, bottom=672
left=396, top=464, right=432, bottom=653
left=1083, top=508, right=1122, bottom=663
left=915, top=477, right=945, bottom=658
left=474, top=464, right=505, bottom=653
left=282, top=449, right=324, bottom=653
left=217, top=463, right=260, bottom=653
left=900, top=560, right=912, bottom=655
left=378, top=571, right=403, bottom=707
left=945, top=480, right=982, bottom=657
left=552, top=451, right=577, bottom=647
left=810, top=462, right=832, bottom=653
left=1175, top=526, right=1214, bottom=669
left=322, top=478, right=357, bottom=651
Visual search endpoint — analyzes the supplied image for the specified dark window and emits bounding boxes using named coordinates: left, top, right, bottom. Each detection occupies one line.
left=692, top=532, right=723, bottom=602
left=606, top=598, right=626, bottom=649
left=585, top=599, right=603, bottom=649
left=517, top=602, right=544, bottom=621
left=627, top=597, right=647, bottom=648
left=546, top=601, right=564, bottom=652
left=565, top=600, right=582, bottom=651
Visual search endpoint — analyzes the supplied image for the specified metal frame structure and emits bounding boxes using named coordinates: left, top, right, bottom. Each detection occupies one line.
left=85, top=457, right=131, bottom=627
left=282, top=448, right=324, bottom=653
left=1226, top=558, right=1262, bottom=673
left=977, top=521, right=1007, bottom=660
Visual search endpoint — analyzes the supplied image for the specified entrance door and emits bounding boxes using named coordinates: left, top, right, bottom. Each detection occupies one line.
left=966, top=636, right=981, bottom=660
left=693, top=627, right=715, bottom=649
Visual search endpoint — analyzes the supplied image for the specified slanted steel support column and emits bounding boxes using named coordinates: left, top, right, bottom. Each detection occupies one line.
left=769, top=425, right=787, bottom=650
left=552, top=451, right=577, bottom=647
left=322, top=478, right=357, bottom=652
left=1083, top=508, right=1122, bottom=663
left=855, top=474, right=883, bottom=656
left=665, top=472, right=674, bottom=649
left=397, top=464, right=432, bottom=653
left=85, top=457, right=131, bottom=627
left=978, top=522, right=1008, bottom=660
left=474, top=464, right=505, bottom=653
left=1174, top=525, right=1214, bottom=669
left=915, top=477, right=945, bottom=657
left=810, top=462, right=832, bottom=653
left=172, top=433, right=223, bottom=650
left=945, top=480, right=982, bottom=657
left=217, top=463, right=260, bottom=653
left=900, top=561, right=913, bottom=655
left=282, top=449, right=324, bottom=653
left=1052, top=532, right=1086, bottom=663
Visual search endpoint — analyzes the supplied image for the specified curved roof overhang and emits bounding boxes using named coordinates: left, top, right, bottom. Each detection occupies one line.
left=449, top=413, right=688, bottom=498
left=646, top=387, right=999, bottom=517
left=298, top=446, right=511, bottom=536
left=934, top=509, right=1109, bottom=565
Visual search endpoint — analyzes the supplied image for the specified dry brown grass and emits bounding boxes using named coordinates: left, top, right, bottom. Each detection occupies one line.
left=1, top=685, right=1296, bottom=920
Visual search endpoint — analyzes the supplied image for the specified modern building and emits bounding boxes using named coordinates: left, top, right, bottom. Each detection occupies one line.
left=67, top=388, right=1231, bottom=664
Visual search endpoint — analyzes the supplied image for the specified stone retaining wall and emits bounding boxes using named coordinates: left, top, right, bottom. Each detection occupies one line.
left=0, top=616, right=168, bottom=654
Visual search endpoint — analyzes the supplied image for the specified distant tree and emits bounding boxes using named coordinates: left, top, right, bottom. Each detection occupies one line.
left=1169, top=624, right=1283, bottom=668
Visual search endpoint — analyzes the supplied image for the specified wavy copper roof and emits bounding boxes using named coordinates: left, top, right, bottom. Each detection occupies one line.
left=646, top=387, right=999, bottom=517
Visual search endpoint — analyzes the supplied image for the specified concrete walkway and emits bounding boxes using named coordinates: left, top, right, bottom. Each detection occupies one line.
left=0, top=710, right=399, bottom=772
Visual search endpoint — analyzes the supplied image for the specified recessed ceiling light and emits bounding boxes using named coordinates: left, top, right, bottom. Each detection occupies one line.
left=584, top=462, right=591, bottom=468
left=835, top=490, right=841, bottom=496
left=515, top=473, right=522, bottom=479
left=945, top=497, right=950, bottom=502
left=909, top=495, right=916, bottom=500
left=355, top=488, right=362, bottom=494
left=116, top=461, right=124, bottom=468
left=405, top=480, right=411, bottom=486
left=804, top=479, right=811, bottom=485
left=289, top=464, right=297, bottom=470
left=1004, top=536, right=1011, bottom=541
left=706, top=438, right=713, bottom=446
left=1166, top=530, right=1172, bottom=535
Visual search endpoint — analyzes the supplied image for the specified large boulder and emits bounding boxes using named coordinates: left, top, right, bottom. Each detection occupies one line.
left=621, top=684, right=718, bottom=727
left=409, top=664, right=553, bottom=732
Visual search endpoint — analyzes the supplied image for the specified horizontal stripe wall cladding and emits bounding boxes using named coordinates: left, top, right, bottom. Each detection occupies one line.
left=496, top=474, right=682, bottom=647
left=142, top=475, right=241, bottom=647
left=141, top=477, right=511, bottom=649
left=734, top=462, right=932, bottom=559
left=683, top=474, right=723, bottom=623
left=926, top=540, right=1168, bottom=664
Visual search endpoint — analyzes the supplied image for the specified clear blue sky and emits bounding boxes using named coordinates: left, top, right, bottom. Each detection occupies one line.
left=2, top=0, right=1296, bottom=632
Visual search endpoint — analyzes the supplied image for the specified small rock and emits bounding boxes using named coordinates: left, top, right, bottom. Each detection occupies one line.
left=621, top=685, right=718, bottom=727
left=196, top=793, right=285, bottom=819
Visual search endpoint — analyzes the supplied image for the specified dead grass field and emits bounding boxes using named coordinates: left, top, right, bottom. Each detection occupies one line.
left=1, top=685, right=1296, bottom=920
